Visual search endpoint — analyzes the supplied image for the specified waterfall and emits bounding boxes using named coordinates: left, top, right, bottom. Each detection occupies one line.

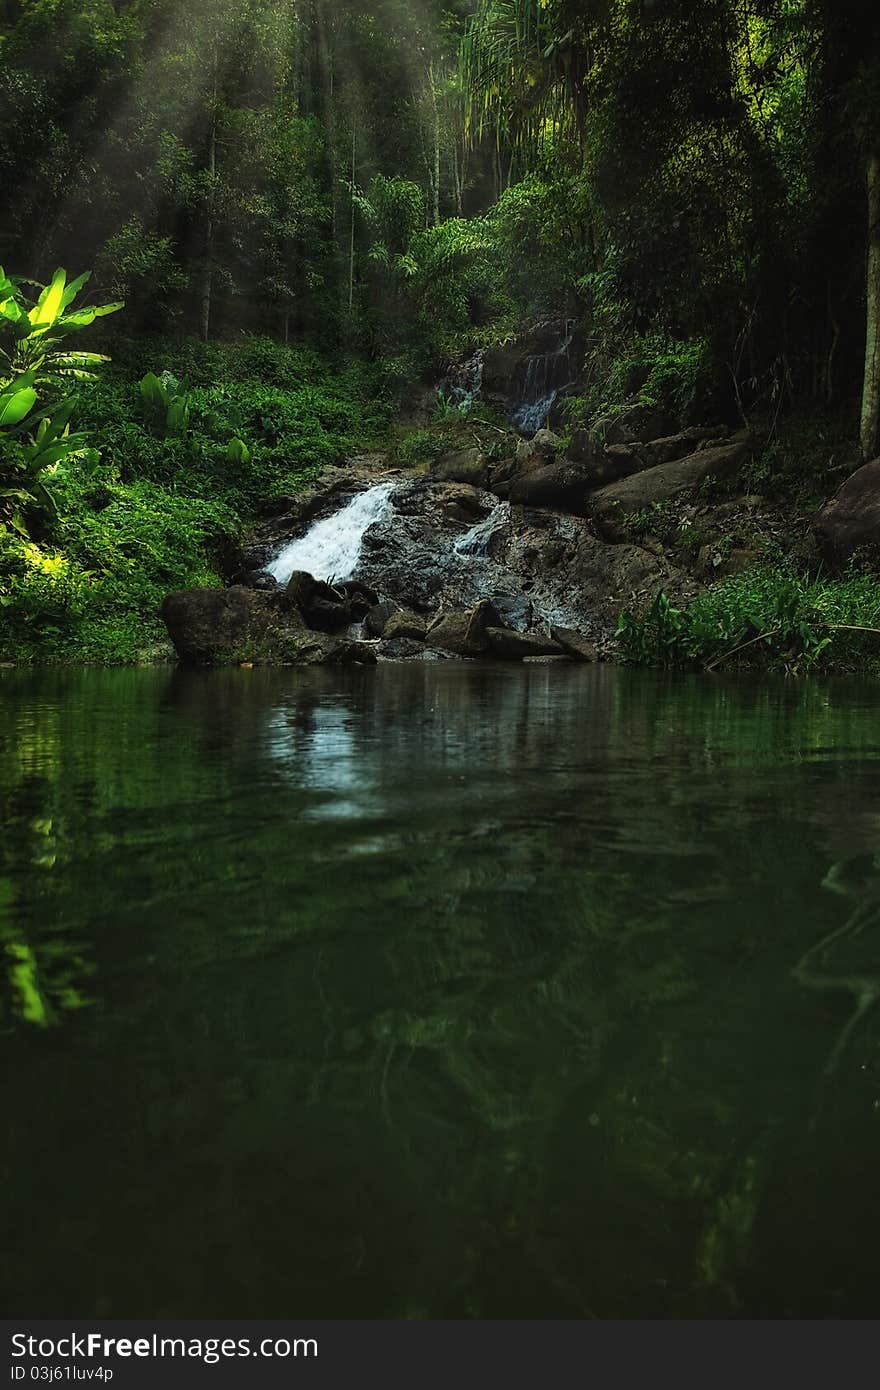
left=511, top=321, right=577, bottom=435
left=267, top=481, right=396, bottom=587
left=454, top=503, right=511, bottom=558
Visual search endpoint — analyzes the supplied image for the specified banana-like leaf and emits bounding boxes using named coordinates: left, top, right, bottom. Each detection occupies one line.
left=25, top=438, right=85, bottom=473
left=0, top=386, right=37, bottom=427
left=28, top=268, right=67, bottom=331
left=29, top=481, right=59, bottom=514
left=60, top=271, right=91, bottom=311
left=34, top=401, right=75, bottom=446
left=0, top=298, right=24, bottom=325
left=57, top=303, right=124, bottom=329
left=51, top=352, right=111, bottom=367
left=52, top=368, right=105, bottom=382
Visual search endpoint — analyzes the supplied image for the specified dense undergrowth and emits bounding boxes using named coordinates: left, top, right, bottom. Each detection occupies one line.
left=617, top=566, right=880, bottom=676
left=0, top=335, right=394, bottom=664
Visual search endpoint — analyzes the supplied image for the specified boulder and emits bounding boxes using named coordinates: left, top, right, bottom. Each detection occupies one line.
left=162, top=587, right=283, bottom=665
left=486, top=458, right=525, bottom=496
left=337, top=579, right=380, bottom=615
left=591, top=404, right=676, bottom=446
left=551, top=626, right=599, bottom=661
left=508, top=463, right=591, bottom=513
left=566, top=429, right=597, bottom=465
left=291, top=635, right=378, bottom=666
left=161, top=587, right=376, bottom=667
left=485, top=627, right=563, bottom=660
left=480, top=342, right=526, bottom=401
left=383, top=610, right=427, bottom=641
left=488, top=595, right=534, bottom=632
left=639, top=425, right=726, bottom=468
left=437, top=487, right=491, bottom=523
left=433, top=447, right=488, bottom=488
left=426, top=600, right=494, bottom=656
left=814, top=459, right=880, bottom=569
left=365, top=601, right=398, bottom=637
left=522, top=654, right=575, bottom=664
left=574, top=446, right=644, bottom=490
left=515, top=428, right=563, bottom=466
left=378, top=636, right=431, bottom=661
left=590, top=434, right=754, bottom=540
left=284, top=570, right=351, bottom=631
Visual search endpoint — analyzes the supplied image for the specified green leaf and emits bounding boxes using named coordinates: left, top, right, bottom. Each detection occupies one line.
left=59, top=271, right=91, bottom=311
left=226, top=437, right=252, bottom=464
left=57, top=303, right=124, bottom=330
left=28, top=268, right=67, bottom=331
left=0, top=386, right=37, bottom=427
left=140, top=372, right=168, bottom=412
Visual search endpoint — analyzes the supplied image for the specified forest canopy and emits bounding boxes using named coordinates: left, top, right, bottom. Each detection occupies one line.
left=0, top=0, right=877, bottom=433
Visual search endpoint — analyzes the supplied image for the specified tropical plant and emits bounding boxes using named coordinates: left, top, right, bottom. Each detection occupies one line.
left=0, top=268, right=120, bottom=535
left=0, top=401, right=99, bottom=535
left=139, top=372, right=191, bottom=438
left=0, top=267, right=122, bottom=389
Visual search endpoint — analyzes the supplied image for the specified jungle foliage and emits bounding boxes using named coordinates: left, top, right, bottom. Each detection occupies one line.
left=1, top=0, right=880, bottom=662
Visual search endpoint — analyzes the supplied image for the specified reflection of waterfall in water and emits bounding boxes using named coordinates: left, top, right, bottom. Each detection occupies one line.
left=511, top=323, right=577, bottom=436
left=268, top=482, right=396, bottom=586
left=454, top=503, right=511, bottom=558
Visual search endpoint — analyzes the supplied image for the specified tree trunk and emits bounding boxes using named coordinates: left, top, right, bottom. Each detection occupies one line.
left=429, top=64, right=441, bottom=226
left=200, top=96, right=217, bottom=343
left=348, top=127, right=356, bottom=318
left=861, top=149, right=880, bottom=460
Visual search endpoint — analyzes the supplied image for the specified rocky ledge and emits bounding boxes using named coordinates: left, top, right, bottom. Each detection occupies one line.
left=161, top=570, right=600, bottom=668
left=162, top=400, right=876, bottom=669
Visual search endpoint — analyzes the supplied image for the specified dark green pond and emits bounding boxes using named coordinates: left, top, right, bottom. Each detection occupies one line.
left=2, top=663, right=880, bottom=1318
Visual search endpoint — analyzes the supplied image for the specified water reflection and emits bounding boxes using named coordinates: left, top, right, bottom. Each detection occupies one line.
left=2, top=664, right=880, bottom=1316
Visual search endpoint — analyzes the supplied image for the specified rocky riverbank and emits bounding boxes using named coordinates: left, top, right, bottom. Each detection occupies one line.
left=159, top=322, right=878, bottom=671
left=160, top=414, right=804, bottom=667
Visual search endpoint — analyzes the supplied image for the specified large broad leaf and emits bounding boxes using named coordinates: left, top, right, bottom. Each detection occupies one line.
left=0, top=387, right=37, bottom=427
left=28, top=268, right=67, bottom=331
left=25, top=437, right=86, bottom=474
left=166, top=398, right=189, bottom=435
left=60, top=271, right=91, bottom=312
left=34, top=401, right=75, bottom=447
left=28, top=480, right=59, bottom=514
left=226, top=437, right=252, bottom=465
left=57, top=302, right=123, bottom=330
left=0, top=297, right=24, bottom=325
left=140, top=373, right=170, bottom=421
left=51, top=352, right=111, bottom=367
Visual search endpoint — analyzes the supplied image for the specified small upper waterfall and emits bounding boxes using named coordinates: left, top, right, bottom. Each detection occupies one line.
left=268, top=481, right=396, bottom=587
left=511, top=321, right=578, bottom=435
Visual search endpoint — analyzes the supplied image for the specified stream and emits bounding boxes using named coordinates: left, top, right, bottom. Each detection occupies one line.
left=2, top=663, right=880, bottom=1317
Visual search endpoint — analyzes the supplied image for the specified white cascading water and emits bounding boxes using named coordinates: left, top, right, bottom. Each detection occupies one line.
left=454, top=503, right=511, bottom=558
left=267, top=481, right=396, bottom=587
left=511, top=321, right=577, bottom=435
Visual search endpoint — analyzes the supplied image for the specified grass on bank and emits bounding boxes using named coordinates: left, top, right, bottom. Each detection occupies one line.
left=617, top=565, right=880, bottom=675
